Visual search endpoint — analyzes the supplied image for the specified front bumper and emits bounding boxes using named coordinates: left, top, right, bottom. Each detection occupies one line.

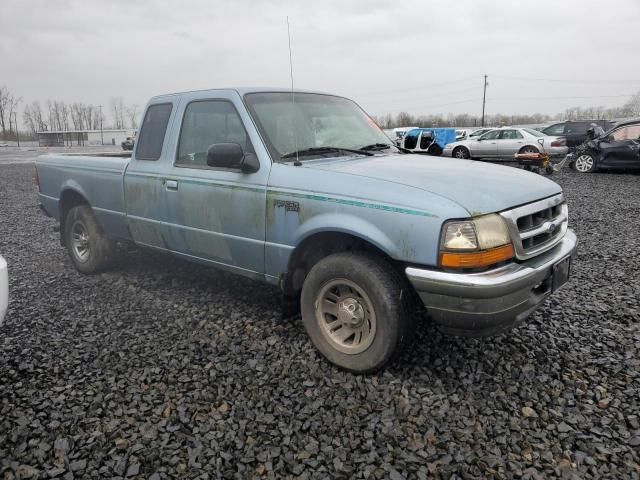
left=0, top=256, right=8, bottom=327
left=405, top=229, right=577, bottom=336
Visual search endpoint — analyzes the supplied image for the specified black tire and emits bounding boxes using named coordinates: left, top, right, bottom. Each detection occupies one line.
left=519, top=146, right=539, bottom=154
left=64, top=205, right=114, bottom=274
left=572, top=152, right=597, bottom=173
left=452, top=146, right=470, bottom=159
left=427, top=144, right=443, bottom=156
left=300, top=252, right=416, bottom=373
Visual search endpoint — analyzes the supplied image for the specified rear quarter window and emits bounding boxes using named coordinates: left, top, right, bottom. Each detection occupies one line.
left=566, top=123, right=588, bottom=134
left=543, top=124, right=565, bottom=136
left=136, top=103, right=173, bottom=161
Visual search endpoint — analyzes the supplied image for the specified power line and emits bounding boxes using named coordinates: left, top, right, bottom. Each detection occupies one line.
left=491, top=93, right=635, bottom=101
left=385, top=98, right=482, bottom=111
left=491, top=74, right=640, bottom=85
left=359, top=85, right=483, bottom=104
left=356, top=76, right=478, bottom=97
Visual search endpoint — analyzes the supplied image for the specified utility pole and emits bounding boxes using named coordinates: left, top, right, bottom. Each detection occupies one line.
left=481, top=74, right=488, bottom=127
left=98, top=105, right=104, bottom=145
left=13, top=112, right=20, bottom=147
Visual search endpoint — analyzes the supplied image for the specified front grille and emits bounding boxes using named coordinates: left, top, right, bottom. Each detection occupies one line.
left=500, top=194, right=567, bottom=260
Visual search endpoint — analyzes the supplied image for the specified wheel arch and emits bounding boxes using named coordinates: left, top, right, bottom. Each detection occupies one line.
left=282, top=230, right=402, bottom=297
left=519, top=145, right=540, bottom=153
left=452, top=145, right=470, bottom=158
left=59, top=187, right=91, bottom=246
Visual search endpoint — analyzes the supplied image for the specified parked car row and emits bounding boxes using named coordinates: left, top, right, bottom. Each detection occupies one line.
left=397, top=118, right=640, bottom=173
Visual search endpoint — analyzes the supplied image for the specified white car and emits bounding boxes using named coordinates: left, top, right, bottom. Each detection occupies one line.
left=443, top=127, right=568, bottom=160
left=0, top=256, right=7, bottom=326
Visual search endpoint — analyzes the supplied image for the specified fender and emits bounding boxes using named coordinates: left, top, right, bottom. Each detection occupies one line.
left=293, top=212, right=398, bottom=259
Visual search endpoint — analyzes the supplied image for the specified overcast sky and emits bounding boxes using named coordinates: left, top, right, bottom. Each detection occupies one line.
left=1, top=0, right=639, bottom=120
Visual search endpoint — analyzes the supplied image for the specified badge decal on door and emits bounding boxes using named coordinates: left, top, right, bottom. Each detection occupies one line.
left=274, top=200, right=300, bottom=213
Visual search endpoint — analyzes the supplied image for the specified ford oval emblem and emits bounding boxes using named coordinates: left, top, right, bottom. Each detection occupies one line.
left=547, top=222, right=557, bottom=233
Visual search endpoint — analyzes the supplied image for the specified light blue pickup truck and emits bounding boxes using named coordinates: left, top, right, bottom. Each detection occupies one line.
left=36, top=88, right=577, bottom=372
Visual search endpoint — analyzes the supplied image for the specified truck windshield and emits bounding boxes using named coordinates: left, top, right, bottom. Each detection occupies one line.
left=244, top=92, right=394, bottom=161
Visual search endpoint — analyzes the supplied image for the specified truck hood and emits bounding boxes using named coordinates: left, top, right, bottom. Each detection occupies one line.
left=304, top=154, right=562, bottom=215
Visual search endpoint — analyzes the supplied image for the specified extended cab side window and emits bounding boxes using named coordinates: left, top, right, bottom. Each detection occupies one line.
left=136, top=103, right=173, bottom=161
left=176, top=100, right=253, bottom=168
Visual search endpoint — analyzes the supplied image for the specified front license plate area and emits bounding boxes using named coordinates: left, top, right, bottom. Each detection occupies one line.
left=552, top=256, right=571, bottom=292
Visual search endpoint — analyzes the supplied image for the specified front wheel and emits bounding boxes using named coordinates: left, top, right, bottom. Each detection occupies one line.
left=64, top=205, right=114, bottom=274
left=573, top=152, right=596, bottom=173
left=452, top=146, right=470, bottom=159
left=300, top=252, right=416, bottom=373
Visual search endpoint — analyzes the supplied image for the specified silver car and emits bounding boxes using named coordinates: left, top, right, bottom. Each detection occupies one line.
left=443, top=127, right=568, bottom=160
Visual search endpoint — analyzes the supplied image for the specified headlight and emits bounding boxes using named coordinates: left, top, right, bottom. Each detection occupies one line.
left=440, top=214, right=514, bottom=269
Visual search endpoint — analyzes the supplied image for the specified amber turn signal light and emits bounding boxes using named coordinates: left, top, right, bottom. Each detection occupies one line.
left=440, top=244, right=514, bottom=269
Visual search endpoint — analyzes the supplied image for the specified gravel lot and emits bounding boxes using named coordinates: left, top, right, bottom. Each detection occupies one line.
left=1, top=161, right=639, bottom=479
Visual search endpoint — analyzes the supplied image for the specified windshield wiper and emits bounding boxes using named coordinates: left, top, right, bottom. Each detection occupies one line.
left=360, top=142, right=412, bottom=154
left=359, top=143, right=393, bottom=151
left=281, top=146, right=373, bottom=160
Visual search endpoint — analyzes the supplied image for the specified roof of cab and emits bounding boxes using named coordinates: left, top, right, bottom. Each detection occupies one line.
left=149, top=87, right=333, bottom=103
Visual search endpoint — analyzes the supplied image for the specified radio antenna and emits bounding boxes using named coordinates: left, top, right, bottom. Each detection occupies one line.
left=286, top=16, right=301, bottom=166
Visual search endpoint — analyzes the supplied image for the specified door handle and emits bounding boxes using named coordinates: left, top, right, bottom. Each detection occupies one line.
left=165, top=179, right=178, bottom=191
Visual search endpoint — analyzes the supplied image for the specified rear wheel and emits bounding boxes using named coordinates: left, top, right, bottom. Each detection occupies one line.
left=519, top=146, right=539, bottom=154
left=64, top=206, right=114, bottom=274
left=573, top=152, right=596, bottom=173
left=452, top=146, right=470, bottom=159
left=300, top=252, right=416, bottom=373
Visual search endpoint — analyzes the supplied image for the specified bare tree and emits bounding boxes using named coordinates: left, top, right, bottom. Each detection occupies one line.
left=23, top=105, right=38, bottom=136
left=622, top=90, right=640, bottom=117
left=70, top=102, right=88, bottom=131
left=110, top=97, right=126, bottom=129
left=93, top=108, right=105, bottom=132
left=7, top=95, right=22, bottom=135
left=0, top=86, right=13, bottom=139
left=395, top=111, right=415, bottom=127
left=126, top=104, right=139, bottom=129
left=82, top=105, right=94, bottom=129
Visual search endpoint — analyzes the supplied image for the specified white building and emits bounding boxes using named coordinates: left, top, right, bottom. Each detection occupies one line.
left=38, top=129, right=135, bottom=147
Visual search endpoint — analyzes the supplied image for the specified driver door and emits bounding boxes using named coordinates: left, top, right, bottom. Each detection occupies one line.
left=472, top=130, right=500, bottom=157
left=601, top=125, right=640, bottom=168
left=162, top=94, right=269, bottom=277
left=497, top=129, right=525, bottom=158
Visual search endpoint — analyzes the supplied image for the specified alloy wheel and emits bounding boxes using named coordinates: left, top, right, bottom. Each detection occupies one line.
left=71, top=220, right=90, bottom=262
left=315, top=279, right=377, bottom=354
left=575, top=154, right=594, bottom=172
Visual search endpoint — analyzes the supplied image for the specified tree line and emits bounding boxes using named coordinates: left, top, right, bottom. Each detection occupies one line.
left=2, top=85, right=640, bottom=140
left=371, top=90, right=640, bottom=129
left=0, top=85, right=140, bottom=140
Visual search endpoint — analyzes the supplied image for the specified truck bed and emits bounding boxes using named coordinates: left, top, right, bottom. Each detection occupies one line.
left=36, top=153, right=132, bottom=241
left=57, top=151, right=133, bottom=158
